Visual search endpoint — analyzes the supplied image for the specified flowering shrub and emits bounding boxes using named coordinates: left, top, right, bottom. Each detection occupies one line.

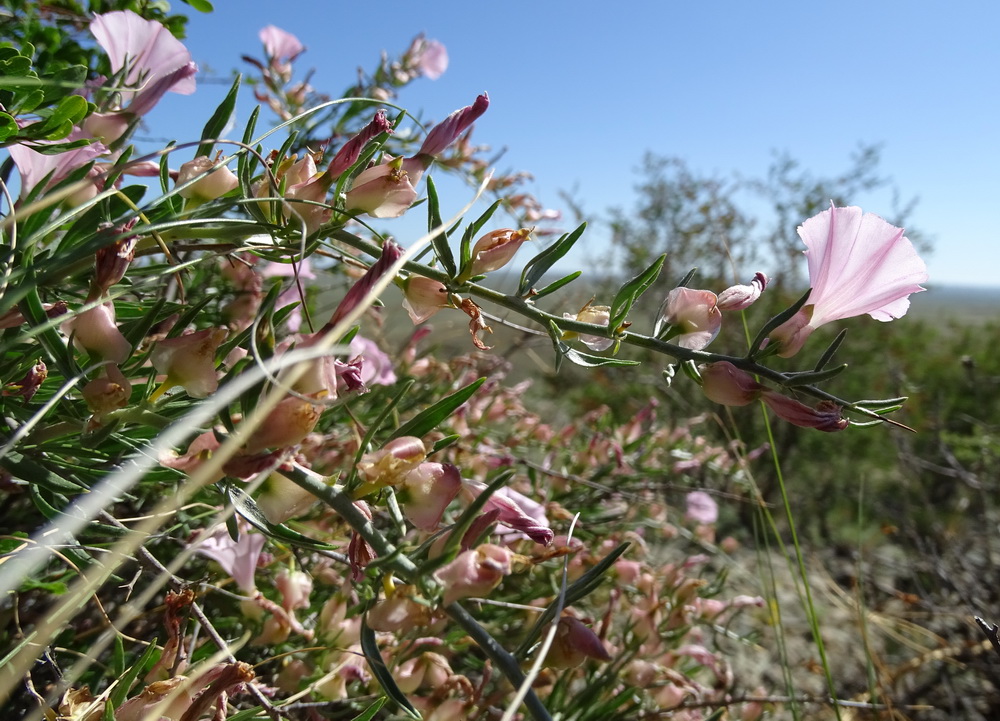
left=0, top=4, right=935, bottom=721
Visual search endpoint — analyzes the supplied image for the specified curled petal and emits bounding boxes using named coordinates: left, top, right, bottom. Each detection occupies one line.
left=717, top=272, right=768, bottom=311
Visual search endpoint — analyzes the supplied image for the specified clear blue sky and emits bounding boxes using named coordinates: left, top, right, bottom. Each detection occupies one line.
left=142, top=0, right=999, bottom=287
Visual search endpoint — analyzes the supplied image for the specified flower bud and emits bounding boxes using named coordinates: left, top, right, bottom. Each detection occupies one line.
left=699, top=361, right=762, bottom=406
left=327, top=109, right=393, bottom=179
left=3, top=360, right=47, bottom=402
left=545, top=616, right=612, bottom=668
left=417, top=93, right=490, bottom=158
left=63, top=302, right=131, bottom=363
left=467, top=228, right=530, bottom=277
left=176, top=156, right=239, bottom=202
left=94, top=224, right=138, bottom=294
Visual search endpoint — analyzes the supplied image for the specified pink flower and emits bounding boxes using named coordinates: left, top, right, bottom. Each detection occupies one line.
left=402, top=275, right=451, bottom=324
left=398, top=462, right=462, bottom=531
left=91, top=10, right=197, bottom=116
left=685, top=491, right=718, bottom=524
left=176, top=156, right=239, bottom=203
left=770, top=204, right=928, bottom=357
left=259, top=25, right=305, bottom=65
left=9, top=140, right=109, bottom=198
left=62, top=302, right=131, bottom=363
left=243, top=395, right=323, bottom=452
left=434, top=544, right=512, bottom=605
left=343, top=157, right=417, bottom=218
left=658, top=287, right=722, bottom=350
left=348, top=335, right=397, bottom=386
left=195, top=523, right=266, bottom=592
left=150, top=328, right=227, bottom=400
left=356, top=436, right=427, bottom=488
left=405, top=35, right=449, bottom=80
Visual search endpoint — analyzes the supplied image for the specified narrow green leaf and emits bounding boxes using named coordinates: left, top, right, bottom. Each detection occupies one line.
left=814, top=328, right=848, bottom=372
left=350, top=697, right=388, bottom=721
left=610, top=253, right=666, bottom=329
left=531, top=270, right=582, bottom=300
left=425, top=176, right=456, bottom=277
left=390, top=377, right=485, bottom=439
left=516, top=542, right=630, bottom=658
left=518, top=222, right=587, bottom=296
left=228, top=485, right=337, bottom=551
left=355, top=379, right=416, bottom=466
left=198, top=74, right=241, bottom=156
left=360, top=619, right=421, bottom=718
left=781, top=363, right=848, bottom=388
left=108, top=640, right=160, bottom=708
left=182, top=0, right=215, bottom=10
left=112, top=635, right=126, bottom=679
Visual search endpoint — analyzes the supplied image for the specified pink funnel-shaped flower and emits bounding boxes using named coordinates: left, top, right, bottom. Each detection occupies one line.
left=91, top=10, right=197, bottom=115
left=9, top=140, right=110, bottom=198
left=150, top=327, right=227, bottom=399
left=434, top=544, right=512, bottom=605
left=771, top=204, right=928, bottom=357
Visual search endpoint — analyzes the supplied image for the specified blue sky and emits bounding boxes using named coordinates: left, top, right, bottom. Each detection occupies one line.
left=141, top=0, right=998, bottom=287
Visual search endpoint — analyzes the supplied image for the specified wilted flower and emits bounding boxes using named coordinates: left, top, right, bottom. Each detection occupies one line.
left=563, top=302, right=613, bottom=352
left=461, top=479, right=553, bottom=545
left=243, top=394, right=323, bottom=453
left=3, top=360, right=47, bottom=403
left=717, top=272, right=768, bottom=311
left=434, top=544, right=512, bottom=605
left=90, top=10, right=197, bottom=116
left=348, top=335, right=397, bottom=386
left=770, top=204, right=928, bottom=357
left=657, top=287, right=722, bottom=350
left=327, top=109, right=393, bottom=179
left=150, top=328, right=227, bottom=400
left=760, top=392, right=848, bottom=432
left=356, top=436, right=427, bottom=488
left=466, top=228, right=531, bottom=277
